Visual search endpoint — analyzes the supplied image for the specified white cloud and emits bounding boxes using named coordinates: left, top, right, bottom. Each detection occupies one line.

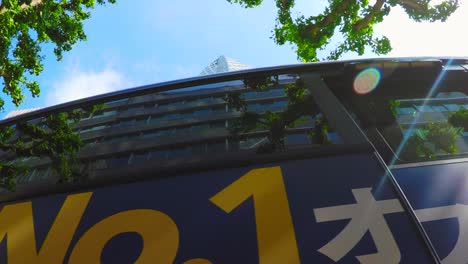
left=47, top=65, right=133, bottom=106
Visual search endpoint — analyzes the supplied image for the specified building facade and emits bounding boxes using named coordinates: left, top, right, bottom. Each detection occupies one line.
left=4, top=57, right=468, bottom=190
left=4, top=56, right=335, bottom=190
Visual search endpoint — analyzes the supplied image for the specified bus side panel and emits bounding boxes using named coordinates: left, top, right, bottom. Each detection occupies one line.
left=393, top=162, right=468, bottom=264
left=0, top=153, right=433, bottom=263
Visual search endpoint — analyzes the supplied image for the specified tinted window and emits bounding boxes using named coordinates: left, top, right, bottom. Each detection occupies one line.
left=327, top=60, right=468, bottom=164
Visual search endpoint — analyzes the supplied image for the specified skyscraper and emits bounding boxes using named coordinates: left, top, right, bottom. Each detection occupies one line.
left=199, top=56, right=251, bottom=76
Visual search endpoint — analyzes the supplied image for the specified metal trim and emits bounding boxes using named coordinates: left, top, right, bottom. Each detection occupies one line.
left=374, top=151, right=441, bottom=263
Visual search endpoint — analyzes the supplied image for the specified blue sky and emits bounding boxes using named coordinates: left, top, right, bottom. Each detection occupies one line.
left=2, top=0, right=467, bottom=118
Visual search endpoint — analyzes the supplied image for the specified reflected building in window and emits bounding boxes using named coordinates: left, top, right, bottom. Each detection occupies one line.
left=3, top=56, right=337, bottom=189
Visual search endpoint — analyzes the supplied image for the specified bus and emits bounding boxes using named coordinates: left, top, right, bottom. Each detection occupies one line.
left=0, top=57, right=467, bottom=263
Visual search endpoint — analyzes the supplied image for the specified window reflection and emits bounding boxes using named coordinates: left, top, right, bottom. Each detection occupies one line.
left=319, top=60, right=468, bottom=164
left=8, top=71, right=345, bottom=186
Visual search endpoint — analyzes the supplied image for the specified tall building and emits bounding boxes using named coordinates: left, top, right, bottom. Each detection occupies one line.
left=4, top=108, right=43, bottom=119
left=6, top=57, right=467, bottom=190
left=3, top=56, right=324, bottom=189
left=199, top=56, right=251, bottom=76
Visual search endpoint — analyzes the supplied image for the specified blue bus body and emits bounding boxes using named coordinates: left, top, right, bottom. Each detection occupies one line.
left=1, top=58, right=468, bottom=263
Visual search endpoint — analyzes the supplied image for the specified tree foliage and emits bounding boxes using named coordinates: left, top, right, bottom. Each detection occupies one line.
left=227, top=0, right=459, bottom=61
left=448, top=107, right=468, bottom=131
left=0, top=105, right=102, bottom=190
left=402, top=121, right=460, bottom=160
left=0, top=0, right=115, bottom=190
left=399, top=107, right=468, bottom=161
left=225, top=75, right=327, bottom=153
left=0, top=0, right=116, bottom=110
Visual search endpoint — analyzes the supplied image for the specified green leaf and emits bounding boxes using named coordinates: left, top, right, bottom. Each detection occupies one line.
left=228, top=0, right=458, bottom=61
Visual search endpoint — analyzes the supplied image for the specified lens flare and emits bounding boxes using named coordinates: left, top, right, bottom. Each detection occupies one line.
left=353, top=67, right=381, bottom=95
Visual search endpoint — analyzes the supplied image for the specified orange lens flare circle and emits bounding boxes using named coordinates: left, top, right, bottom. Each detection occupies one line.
left=353, top=67, right=381, bottom=95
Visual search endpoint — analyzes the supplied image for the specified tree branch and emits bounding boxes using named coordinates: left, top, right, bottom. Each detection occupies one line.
left=0, top=0, right=42, bottom=14
left=305, top=0, right=354, bottom=36
left=353, top=0, right=386, bottom=32
left=398, top=0, right=427, bottom=12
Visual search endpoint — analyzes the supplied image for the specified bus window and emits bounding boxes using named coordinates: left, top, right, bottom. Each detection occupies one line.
left=326, top=59, right=468, bottom=164
left=2, top=72, right=351, bottom=191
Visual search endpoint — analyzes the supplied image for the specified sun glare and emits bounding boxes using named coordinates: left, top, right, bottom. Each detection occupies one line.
left=353, top=67, right=381, bottom=95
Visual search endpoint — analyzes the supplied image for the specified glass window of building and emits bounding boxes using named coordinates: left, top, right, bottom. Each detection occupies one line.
left=106, top=155, right=130, bottom=168
left=396, top=107, right=416, bottom=116
left=106, top=98, right=128, bottom=108
left=126, top=105, right=145, bottom=112
left=166, top=146, right=192, bottom=159
left=17, top=167, right=52, bottom=184
left=431, top=105, right=448, bottom=112
left=148, top=150, right=168, bottom=160
left=130, top=152, right=149, bottom=164
left=141, top=130, right=163, bottom=139
left=117, top=119, right=136, bottom=127
left=243, top=88, right=286, bottom=100
left=2, top=70, right=352, bottom=189
left=92, top=110, right=117, bottom=118
left=190, top=124, right=210, bottom=131
left=206, top=141, right=226, bottom=153
left=80, top=124, right=109, bottom=133
left=209, top=121, right=226, bottom=128
left=193, top=109, right=211, bottom=115
left=415, top=105, right=434, bottom=113
left=191, top=144, right=206, bottom=155
left=286, top=133, right=311, bottom=145
left=445, top=104, right=461, bottom=111
left=245, top=137, right=267, bottom=149
left=144, top=103, right=157, bottom=109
